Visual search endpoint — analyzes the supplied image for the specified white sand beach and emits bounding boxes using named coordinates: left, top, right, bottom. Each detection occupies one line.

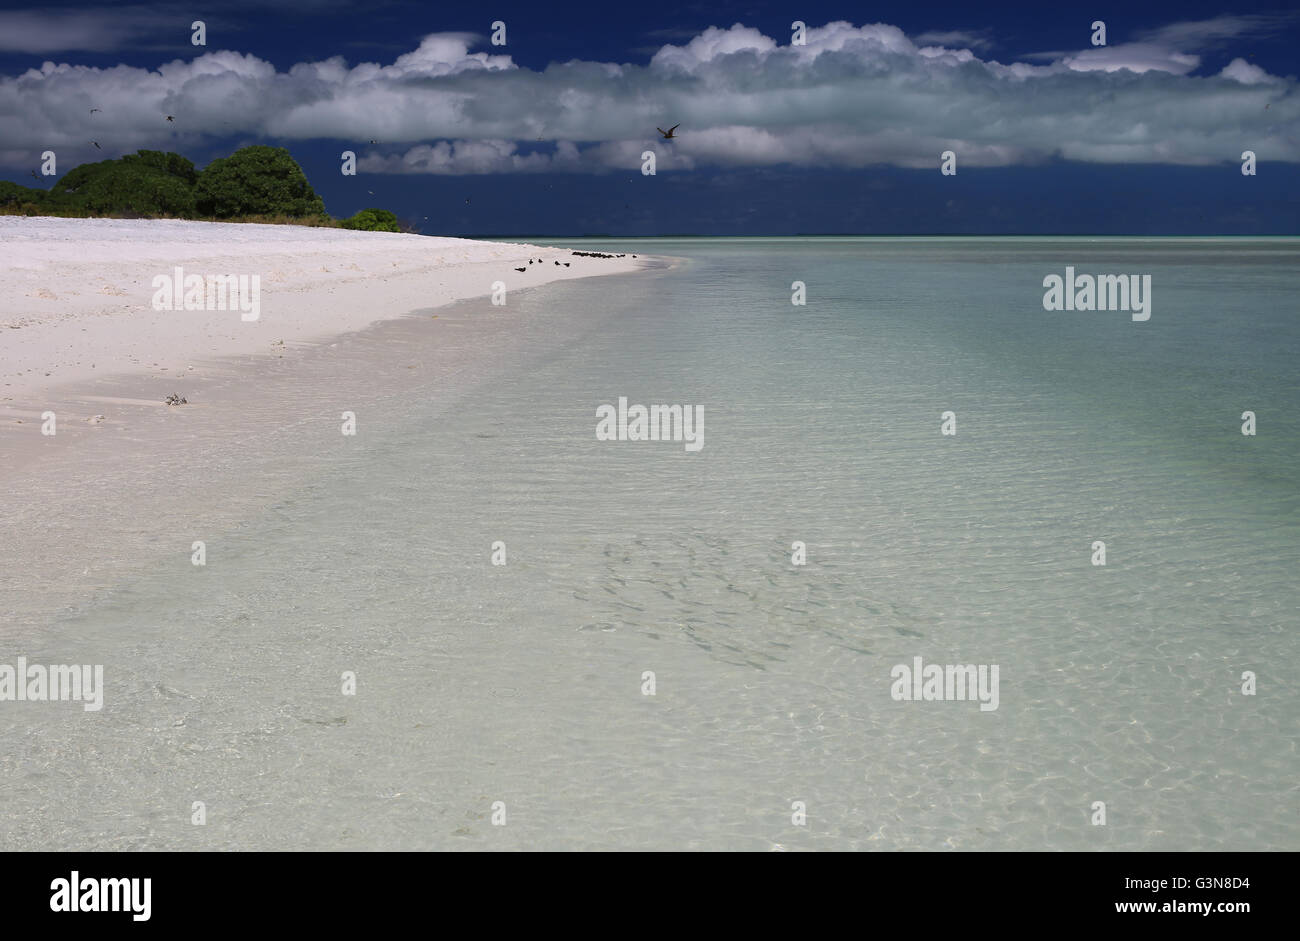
left=0, top=217, right=643, bottom=410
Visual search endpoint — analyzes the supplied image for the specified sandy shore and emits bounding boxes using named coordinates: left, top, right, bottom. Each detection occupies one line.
left=0, top=217, right=644, bottom=412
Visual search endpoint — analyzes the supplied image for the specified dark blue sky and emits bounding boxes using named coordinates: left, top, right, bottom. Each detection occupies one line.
left=2, top=0, right=1296, bottom=234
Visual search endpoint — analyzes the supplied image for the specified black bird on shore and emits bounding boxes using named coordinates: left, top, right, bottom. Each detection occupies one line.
left=656, top=124, right=680, bottom=139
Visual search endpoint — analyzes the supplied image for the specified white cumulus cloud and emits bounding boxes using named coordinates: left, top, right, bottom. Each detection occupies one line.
left=0, top=20, right=1294, bottom=174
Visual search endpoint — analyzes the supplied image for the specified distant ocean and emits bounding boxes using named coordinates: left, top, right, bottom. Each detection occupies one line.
left=3, top=237, right=1296, bottom=850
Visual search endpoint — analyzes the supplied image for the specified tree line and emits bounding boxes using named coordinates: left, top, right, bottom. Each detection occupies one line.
left=1, top=145, right=401, bottom=231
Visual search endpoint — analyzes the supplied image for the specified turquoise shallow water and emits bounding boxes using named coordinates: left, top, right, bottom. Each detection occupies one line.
left=2, top=237, right=1297, bottom=850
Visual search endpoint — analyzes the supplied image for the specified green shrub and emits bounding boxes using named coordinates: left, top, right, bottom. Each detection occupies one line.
left=340, top=208, right=401, bottom=232
left=125, top=150, right=198, bottom=184
left=49, top=151, right=198, bottom=216
left=0, top=180, right=48, bottom=209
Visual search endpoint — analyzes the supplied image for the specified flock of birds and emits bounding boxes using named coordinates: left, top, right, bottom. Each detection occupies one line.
left=513, top=257, right=569, bottom=271
left=79, top=108, right=174, bottom=154
left=511, top=251, right=635, bottom=273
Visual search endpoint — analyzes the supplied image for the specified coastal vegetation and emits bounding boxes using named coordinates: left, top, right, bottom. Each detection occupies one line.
left=0, top=145, right=401, bottom=230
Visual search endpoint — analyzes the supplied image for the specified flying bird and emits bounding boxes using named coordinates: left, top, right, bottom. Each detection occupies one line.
left=91, top=141, right=101, bottom=149
left=657, top=124, right=680, bottom=139
left=514, top=267, right=526, bottom=272
left=89, top=108, right=100, bottom=114
left=166, top=115, right=174, bottom=122
left=368, top=140, right=379, bottom=145
left=29, top=170, right=41, bottom=181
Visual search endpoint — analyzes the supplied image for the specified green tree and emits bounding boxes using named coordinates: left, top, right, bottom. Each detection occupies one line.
left=196, top=145, right=326, bottom=218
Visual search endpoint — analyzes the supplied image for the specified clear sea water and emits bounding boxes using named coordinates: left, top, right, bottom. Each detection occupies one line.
left=2, top=237, right=1297, bottom=850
